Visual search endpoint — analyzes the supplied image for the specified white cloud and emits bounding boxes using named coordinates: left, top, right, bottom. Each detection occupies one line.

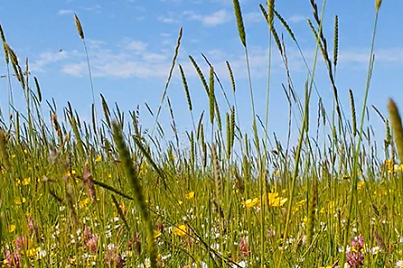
left=60, top=39, right=172, bottom=78
left=288, top=15, right=306, bottom=23
left=125, top=40, right=148, bottom=51
left=184, top=9, right=231, bottom=27
left=244, top=11, right=262, bottom=23
left=80, top=5, right=101, bottom=13
left=31, top=51, right=69, bottom=72
left=158, top=16, right=178, bottom=24
left=338, top=48, right=403, bottom=65
left=58, top=9, right=74, bottom=15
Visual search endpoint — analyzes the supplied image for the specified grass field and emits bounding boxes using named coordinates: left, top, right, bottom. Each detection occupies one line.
left=2, top=0, right=403, bottom=267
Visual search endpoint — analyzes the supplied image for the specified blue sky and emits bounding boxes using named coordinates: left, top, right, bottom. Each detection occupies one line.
left=0, top=0, right=402, bottom=153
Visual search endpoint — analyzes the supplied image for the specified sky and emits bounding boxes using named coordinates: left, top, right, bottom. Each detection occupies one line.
left=0, top=0, right=402, bottom=155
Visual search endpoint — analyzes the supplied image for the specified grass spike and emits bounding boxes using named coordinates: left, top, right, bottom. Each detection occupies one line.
left=112, top=122, right=158, bottom=268
left=349, top=89, right=357, bottom=137
left=388, top=99, right=403, bottom=163
left=232, top=0, right=246, bottom=47
left=74, top=13, right=85, bottom=39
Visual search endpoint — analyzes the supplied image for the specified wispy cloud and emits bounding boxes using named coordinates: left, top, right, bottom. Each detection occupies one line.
left=288, top=15, right=306, bottom=23
left=243, top=11, right=262, bottom=23
left=184, top=9, right=231, bottom=27
left=158, top=16, right=179, bottom=24
left=58, top=9, right=74, bottom=15
left=124, top=40, right=148, bottom=51
left=338, top=48, right=403, bottom=65
left=31, top=51, right=69, bottom=72
left=80, top=5, right=101, bottom=13
left=61, top=39, right=171, bottom=78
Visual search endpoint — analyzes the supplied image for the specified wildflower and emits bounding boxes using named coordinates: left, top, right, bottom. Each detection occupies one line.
left=4, top=250, right=20, bottom=267
left=154, top=230, right=162, bottom=239
left=346, top=236, right=365, bottom=267
left=173, top=225, right=188, bottom=237
left=239, top=236, right=249, bottom=258
left=297, top=200, right=306, bottom=206
left=27, top=215, right=39, bottom=235
left=23, top=247, right=41, bottom=258
left=95, top=155, right=102, bottom=162
left=267, top=192, right=287, bottom=207
left=15, top=236, right=29, bottom=251
left=83, top=162, right=96, bottom=203
left=83, top=226, right=99, bottom=253
left=371, top=246, right=380, bottom=255
left=241, top=198, right=259, bottom=208
left=14, top=197, right=26, bottom=205
left=8, top=224, right=15, bottom=233
left=357, top=181, right=365, bottom=190
left=128, top=232, right=141, bottom=254
left=184, top=191, right=195, bottom=199
left=396, top=260, right=403, bottom=267
left=84, top=226, right=93, bottom=243
left=105, top=244, right=125, bottom=268
left=79, top=197, right=91, bottom=208
left=86, top=235, right=99, bottom=253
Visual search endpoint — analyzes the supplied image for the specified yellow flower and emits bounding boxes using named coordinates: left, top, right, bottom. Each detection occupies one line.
left=22, top=177, right=31, bottom=186
left=79, top=197, right=91, bottom=208
left=95, top=155, right=102, bottom=162
left=184, top=191, right=195, bottom=199
left=66, top=170, right=76, bottom=177
left=297, top=200, right=306, bottom=207
left=177, top=200, right=183, bottom=205
left=173, top=225, right=187, bottom=237
left=8, top=224, right=16, bottom=233
left=357, top=181, right=365, bottom=190
left=267, top=192, right=287, bottom=207
left=15, top=178, right=30, bottom=186
left=321, top=200, right=335, bottom=214
left=23, top=247, right=40, bottom=257
left=241, top=197, right=259, bottom=208
left=14, top=197, right=26, bottom=205
left=154, top=230, right=162, bottom=239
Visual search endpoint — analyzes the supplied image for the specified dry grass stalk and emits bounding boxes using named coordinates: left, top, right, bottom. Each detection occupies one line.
left=83, top=162, right=97, bottom=203
left=74, top=14, right=85, bottom=39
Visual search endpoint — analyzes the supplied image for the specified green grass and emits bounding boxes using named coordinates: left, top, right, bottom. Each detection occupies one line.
left=2, top=0, right=403, bottom=267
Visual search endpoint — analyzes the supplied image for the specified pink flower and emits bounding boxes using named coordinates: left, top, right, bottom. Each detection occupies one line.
left=239, top=236, right=249, bottom=258
left=86, top=235, right=99, bottom=253
left=83, top=226, right=92, bottom=244
left=347, top=236, right=365, bottom=268
left=105, top=245, right=125, bottom=268
left=15, top=236, right=28, bottom=251
left=5, top=250, right=20, bottom=267
left=128, top=232, right=141, bottom=255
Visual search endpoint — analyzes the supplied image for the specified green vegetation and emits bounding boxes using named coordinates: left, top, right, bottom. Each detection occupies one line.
left=2, top=0, right=403, bottom=267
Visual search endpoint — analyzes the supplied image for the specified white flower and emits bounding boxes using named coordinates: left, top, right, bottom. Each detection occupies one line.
left=371, top=246, right=380, bottom=255
left=396, top=260, right=403, bottom=267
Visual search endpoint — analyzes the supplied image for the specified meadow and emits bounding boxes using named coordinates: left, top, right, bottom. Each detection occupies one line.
left=1, top=0, right=402, bottom=267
